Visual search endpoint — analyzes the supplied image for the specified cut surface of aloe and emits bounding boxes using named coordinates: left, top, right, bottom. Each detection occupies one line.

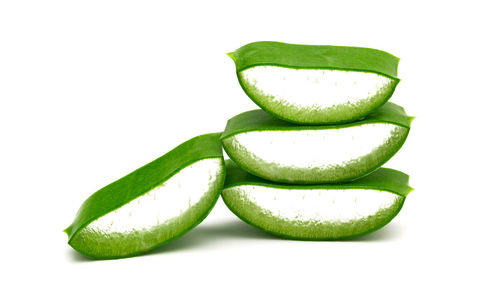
left=65, top=133, right=225, bottom=259
left=222, top=160, right=411, bottom=240
left=222, top=102, right=411, bottom=184
left=228, top=41, right=400, bottom=124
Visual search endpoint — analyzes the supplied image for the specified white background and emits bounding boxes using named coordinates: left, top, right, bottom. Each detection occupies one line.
left=1, top=0, right=499, bottom=299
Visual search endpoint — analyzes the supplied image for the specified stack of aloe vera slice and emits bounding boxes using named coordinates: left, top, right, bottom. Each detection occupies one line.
left=221, top=42, right=412, bottom=240
left=65, top=41, right=412, bottom=259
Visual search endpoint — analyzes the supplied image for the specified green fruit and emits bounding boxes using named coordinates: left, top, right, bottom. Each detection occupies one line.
left=228, top=41, right=400, bottom=124
left=222, top=160, right=412, bottom=240
left=222, top=102, right=412, bottom=184
left=65, top=133, right=225, bottom=259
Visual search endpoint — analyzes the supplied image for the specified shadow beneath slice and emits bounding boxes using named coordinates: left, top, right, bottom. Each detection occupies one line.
left=150, top=219, right=277, bottom=255
left=351, top=222, right=405, bottom=242
left=67, top=249, right=98, bottom=262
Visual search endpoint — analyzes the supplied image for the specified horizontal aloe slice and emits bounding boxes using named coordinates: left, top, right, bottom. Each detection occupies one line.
left=228, top=41, right=400, bottom=124
left=222, top=102, right=411, bottom=184
left=222, top=160, right=411, bottom=240
left=64, top=133, right=225, bottom=259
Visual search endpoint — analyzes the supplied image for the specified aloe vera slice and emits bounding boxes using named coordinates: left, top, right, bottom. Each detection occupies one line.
left=222, top=160, right=411, bottom=240
left=222, top=102, right=411, bottom=184
left=228, top=41, right=400, bottom=124
left=64, top=133, right=225, bottom=259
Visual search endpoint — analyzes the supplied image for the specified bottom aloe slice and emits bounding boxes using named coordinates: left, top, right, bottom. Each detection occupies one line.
left=65, top=133, right=225, bottom=259
left=222, top=160, right=411, bottom=240
left=222, top=102, right=412, bottom=184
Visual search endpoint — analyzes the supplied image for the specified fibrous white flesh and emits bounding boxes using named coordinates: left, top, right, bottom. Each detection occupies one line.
left=233, top=124, right=396, bottom=168
left=225, top=123, right=405, bottom=182
left=240, top=66, right=393, bottom=109
left=226, top=185, right=402, bottom=224
left=78, top=158, right=221, bottom=238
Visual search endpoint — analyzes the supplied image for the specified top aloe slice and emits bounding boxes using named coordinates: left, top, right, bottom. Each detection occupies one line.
left=222, top=102, right=412, bottom=184
left=228, top=41, right=400, bottom=124
left=64, top=133, right=225, bottom=259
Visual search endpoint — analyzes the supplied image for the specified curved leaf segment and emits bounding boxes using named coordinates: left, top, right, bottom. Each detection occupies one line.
left=229, top=41, right=400, bottom=124
left=222, top=103, right=412, bottom=184
left=65, top=133, right=225, bottom=259
left=222, top=160, right=411, bottom=240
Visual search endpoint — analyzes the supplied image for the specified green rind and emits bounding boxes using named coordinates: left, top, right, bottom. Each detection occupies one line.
left=65, top=133, right=225, bottom=259
left=229, top=41, right=400, bottom=78
left=222, top=160, right=411, bottom=240
left=221, top=102, right=411, bottom=184
left=229, top=41, right=400, bottom=124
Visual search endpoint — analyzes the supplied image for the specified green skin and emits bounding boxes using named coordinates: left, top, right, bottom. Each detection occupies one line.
left=229, top=41, right=400, bottom=124
left=222, top=160, right=412, bottom=240
left=65, top=133, right=225, bottom=259
left=222, top=102, right=413, bottom=184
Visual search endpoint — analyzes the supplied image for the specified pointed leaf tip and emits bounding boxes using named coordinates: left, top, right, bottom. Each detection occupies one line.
left=226, top=52, right=236, bottom=61
left=63, top=226, right=72, bottom=236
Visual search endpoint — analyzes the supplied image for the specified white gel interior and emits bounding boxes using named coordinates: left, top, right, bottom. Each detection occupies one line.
left=241, top=66, right=393, bottom=108
left=229, top=123, right=399, bottom=169
left=230, top=186, right=400, bottom=223
left=81, top=158, right=221, bottom=235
